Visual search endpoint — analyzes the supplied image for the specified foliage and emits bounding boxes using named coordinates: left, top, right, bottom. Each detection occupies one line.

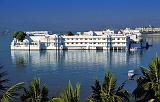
left=13, top=31, right=26, bottom=42
left=49, top=98, right=64, bottom=102
left=13, top=32, right=19, bottom=38
left=89, top=80, right=101, bottom=102
left=1, top=82, right=24, bottom=102
left=21, top=78, right=49, bottom=102
left=88, top=71, right=129, bottom=102
left=133, top=54, right=160, bottom=101
left=61, top=81, right=80, bottom=102
left=66, top=31, right=74, bottom=36
left=0, top=65, right=24, bottom=102
left=0, top=65, right=8, bottom=92
left=86, top=97, right=94, bottom=102
left=101, top=71, right=129, bottom=102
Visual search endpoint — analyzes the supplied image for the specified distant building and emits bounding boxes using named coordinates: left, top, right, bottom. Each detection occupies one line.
left=136, top=26, right=160, bottom=33
left=10, top=29, right=147, bottom=50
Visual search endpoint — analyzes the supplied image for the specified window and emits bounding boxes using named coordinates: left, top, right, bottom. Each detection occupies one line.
left=112, top=38, right=115, bottom=40
left=72, top=43, right=74, bottom=44
left=102, top=38, right=106, bottom=40
left=117, top=38, right=120, bottom=40
left=122, top=38, right=125, bottom=40
left=93, top=38, right=96, bottom=40
left=85, top=38, right=87, bottom=40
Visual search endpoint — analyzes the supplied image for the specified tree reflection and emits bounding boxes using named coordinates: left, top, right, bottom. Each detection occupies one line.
left=15, top=57, right=26, bottom=67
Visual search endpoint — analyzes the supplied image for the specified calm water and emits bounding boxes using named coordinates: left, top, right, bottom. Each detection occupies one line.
left=0, top=32, right=160, bottom=101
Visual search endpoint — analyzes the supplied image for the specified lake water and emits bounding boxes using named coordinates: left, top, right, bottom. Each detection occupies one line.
left=0, top=32, right=160, bottom=101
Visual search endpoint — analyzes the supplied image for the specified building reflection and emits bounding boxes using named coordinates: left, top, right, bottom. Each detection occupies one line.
left=11, top=50, right=144, bottom=70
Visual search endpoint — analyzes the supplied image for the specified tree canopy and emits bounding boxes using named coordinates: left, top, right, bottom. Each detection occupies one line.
left=21, top=78, right=49, bottom=102
left=61, top=81, right=80, bottom=102
left=133, top=54, right=160, bottom=102
left=13, top=31, right=26, bottom=42
left=66, top=31, right=74, bottom=36
left=88, top=71, right=129, bottom=102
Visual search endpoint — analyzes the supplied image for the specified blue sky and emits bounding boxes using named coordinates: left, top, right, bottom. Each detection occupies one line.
left=0, top=0, right=160, bottom=31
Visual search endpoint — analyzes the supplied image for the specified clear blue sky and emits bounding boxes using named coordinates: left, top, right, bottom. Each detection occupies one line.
left=0, top=0, right=160, bottom=31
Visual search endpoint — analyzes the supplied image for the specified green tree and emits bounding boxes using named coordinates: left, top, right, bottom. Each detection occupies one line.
left=88, top=71, right=129, bottom=102
left=133, top=54, right=160, bottom=101
left=13, top=32, right=19, bottom=38
left=86, top=97, right=94, bottom=102
left=89, top=80, right=101, bottom=102
left=13, top=31, right=26, bottom=42
left=21, top=78, right=49, bottom=102
left=61, top=81, right=80, bottom=102
left=66, top=31, right=74, bottom=36
left=1, top=82, right=24, bottom=102
left=101, top=71, right=129, bottom=102
left=49, top=98, right=64, bottom=102
left=0, top=65, right=8, bottom=92
left=0, top=65, right=24, bottom=102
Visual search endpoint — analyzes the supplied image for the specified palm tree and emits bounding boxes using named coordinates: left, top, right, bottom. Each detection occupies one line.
left=133, top=54, right=160, bottom=101
left=0, top=65, right=24, bottom=102
left=88, top=79, right=101, bottom=102
left=1, top=82, right=24, bottom=102
left=21, top=78, right=49, bottom=102
left=49, top=98, right=64, bottom=102
left=101, top=71, right=129, bottom=102
left=61, top=81, right=80, bottom=102
left=0, top=65, right=8, bottom=92
left=88, top=71, right=129, bottom=102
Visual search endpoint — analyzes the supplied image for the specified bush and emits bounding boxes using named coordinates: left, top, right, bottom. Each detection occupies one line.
left=66, top=31, right=74, bottom=36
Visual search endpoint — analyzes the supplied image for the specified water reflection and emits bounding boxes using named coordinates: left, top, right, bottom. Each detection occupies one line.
left=11, top=50, right=144, bottom=71
left=10, top=49, right=147, bottom=101
left=15, top=57, right=26, bottom=67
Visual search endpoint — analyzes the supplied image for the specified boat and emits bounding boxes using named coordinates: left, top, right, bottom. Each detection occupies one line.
left=128, top=70, right=135, bottom=79
left=129, top=47, right=138, bottom=51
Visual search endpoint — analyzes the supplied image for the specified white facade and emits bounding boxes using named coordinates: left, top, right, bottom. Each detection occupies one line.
left=120, top=28, right=142, bottom=42
left=10, top=29, right=145, bottom=50
left=61, top=34, right=129, bottom=50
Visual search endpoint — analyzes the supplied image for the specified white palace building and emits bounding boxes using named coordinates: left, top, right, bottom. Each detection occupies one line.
left=10, top=28, right=147, bottom=50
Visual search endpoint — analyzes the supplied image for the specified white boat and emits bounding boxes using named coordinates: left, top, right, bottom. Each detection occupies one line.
left=128, top=70, right=135, bottom=78
left=130, top=47, right=138, bottom=51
